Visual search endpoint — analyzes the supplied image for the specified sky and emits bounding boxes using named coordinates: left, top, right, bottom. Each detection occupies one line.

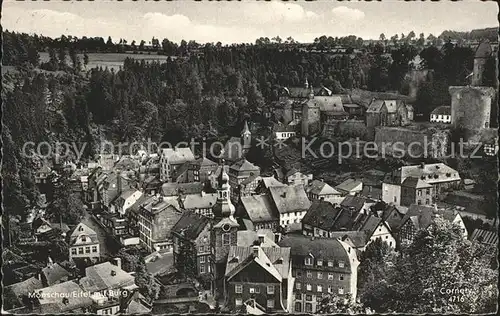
left=2, top=0, right=498, bottom=44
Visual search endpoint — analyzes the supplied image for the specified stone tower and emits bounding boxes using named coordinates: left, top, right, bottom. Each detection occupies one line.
left=472, top=41, right=492, bottom=86
left=241, top=121, right=252, bottom=151
left=449, top=86, right=495, bottom=132
left=211, top=163, right=239, bottom=265
left=301, top=88, right=321, bottom=136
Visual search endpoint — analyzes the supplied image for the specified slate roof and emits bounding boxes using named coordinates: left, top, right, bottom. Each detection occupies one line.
left=431, top=106, right=451, bottom=116
left=340, top=196, right=366, bottom=212
left=302, top=200, right=342, bottom=231
left=366, top=100, right=385, bottom=113
left=313, top=96, right=345, bottom=112
left=470, top=229, right=498, bottom=246
left=357, top=215, right=390, bottom=239
left=41, top=263, right=71, bottom=286
left=4, top=277, right=44, bottom=308
left=171, top=211, right=211, bottom=240
left=80, top=262, right=136, bottom=293
left=306, top=180, right=341, bottom=196
left=191, top=156, right=218, bottom=167
left=335, top=178, right=363, bottom=193
left=230, top=158, right=260, bottom=172
left=36, top=281, right=93, bottom=313
left=225, top=246, right=291, bottom=282
left=240, top=194, right=278, bottom=223
left=260, top=176, right=285, bottom=189
left=140, top=196, right=180, bottom=215
left=328, top=231, right=368, bottom=248
left=127, top=300, right=152, bottom=314
left=269, top=185, right=311, bottom=214
left=70, top=223, right=99, bottom=245
left=279, top=235, right=352, bottom=272
left=400, top=205, right=460, bottom=231
left=394, top=163, right=461, bottom=184
left=237, top=230, right=278, bottom=248
left=401, top=177, right=433, bottom=189
left=384, top=100, right=399, bottom=113
left=161, top=182, right=204, bottom=196
left=475, top=41, right=492, bottom=58
left=180, top=192, right=217, bottom=210
left=161, top=148, right=195, bottom=165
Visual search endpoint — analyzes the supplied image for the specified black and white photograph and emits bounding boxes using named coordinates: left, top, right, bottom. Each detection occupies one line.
left=1, top=0, right=499, bottom=314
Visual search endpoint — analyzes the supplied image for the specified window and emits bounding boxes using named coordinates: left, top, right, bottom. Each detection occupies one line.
left=235, top=298, right=243, bottom=306
left=295, top=302, right=302, bottom=312
left=200, top=256, right=205, bottom=263
left=200, top=265, right=205, bottom=273
left=267, top=299, right=274, bottom=308
left=81, top=236, right=87, bottom=242
left=223, top=233, right=231, bottom=246
left=92, top=246, right=97, bottom=253
left=304, top=257, right=313, bottom=266
left=328, top=273, right=334, bottom=280
left=426, top=188, right=431, bottom=195
left=78, top=247, right=84, bottom=254
left=235, top=284, right=243, bottom=294
left=297, top=270, right=302, bottom=277
left=306, top=284, right=312, bottom=291
left=317, top=259, right=323, bottom=266
left=295, top=292, right=302, bottom=300
left=306, top=271, right=312, bottom=278
left=267, top=285, right=274, bottom=294
left=250, top=287, right=256, bottom=294
left=296, top=282, right=301, bottom=290
left=417, top=190, right=422, bottom=196
left=425, top=199, right=430, bottom=205
left=317, top=272, right=323, bottom=279
left=317, top=285, right=323, bottom=293
left=71, top=248, right=77, bottom=255
left=339, top=274, right=345, bottom=281
left=305, top=303, right=313, bottom=312
left=327, top=261, right=334, bottom=267
left=338, top=261, right=344, bottom=268
left=338, top=288, right=344, bottom=295
left=85, top=247, right=90, bottom=254
left=328, top=286, right=333, bottom=293
left=306, top=294, right=312, bottom=301
left=199, top=245, right=204, bottom=252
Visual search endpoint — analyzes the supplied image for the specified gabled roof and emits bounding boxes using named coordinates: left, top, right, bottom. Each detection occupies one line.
left=366, top=100, right=385, bottom=113
left=302, top=200, right=342, bottom=231
left=171, top=211, right=210, bottom=240
left=36, top=281, right=93, bottom=312
left=475, top=41, right=492, bottom=58
left=269, top=185, right=311, bottom=214
left=70, top=223, right=98, bottom=245
left=306, top=180, right=341, bottom=196
left=357, top=215, right=391, bottom=239
left=80, top=262, right=136, bottom=293
left=225, top=246, right=290, bottom=282
left=431, top=105, right=451, bottom=116
left=394, top=163, right=460, bottom=184
left=191, top=156, right=218, bottom=167
left=340, top=196, right=366, bottom=212
left=384, top=100, right=400, bottom=113
left=328, top=231, right=368, bottom=248
left=161, top=182, right=204, bottom=196
left=313, top=96, right=345, bottom=112
left=335, top=178, right=363, bottom=193
left=237, top=230, right=278, bottom=248
left=180, top=192, right=217, bottom=210
left=260, top=176, right=285, bottom=189
left=5, top=277, right=43, bottom=308
left=140, top=196, right=180, bottom=215
left=161, top=147, right=195, bottom=164
left=400, top=205, right=460, bottom=231
left=41, top=263, right=71, bottom=286
left=278, top=235, right=352, bottom=272
left=230, top=158, right=260, bottom=173
left=240, top=194, right=278, bottom=223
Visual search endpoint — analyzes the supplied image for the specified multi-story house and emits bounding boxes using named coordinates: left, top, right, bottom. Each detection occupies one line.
left=110, top=189, right=143, bottom=215
left=268, top=185, right=312, bottom=228
left=400, top=177, right=434, bottom=206
left=385, top=163, right=461, bottom=199
left=137, top=196, right=183, bottom=252
left=430, top=106, right=452, bottom=123
left=305, top=180, right=342, bottom=202
left=171, top=211, right=213, bottom=277
left=159, top=147, right=195, bottom=182
left=239, top=194, right=280, bottom=231
left=187, top=157, right=218, bottom=183
left=178, top=192, right=218, bottom=218
left=397, top=204, right=467, bottom=247
left=285, top=169, right=312, bottom=187
left=79, top=260, right=139, bottom=315
left=69, top=223, right=100, bottom=261
left=278, top=235, right=359, bottom=313
left=335, top=178, right=363, bottom=196
left=224, top=244, right=293, bottom=313
left=366, top=99, right=411, bottom=129
left=228, top=159, right=260, bottom=203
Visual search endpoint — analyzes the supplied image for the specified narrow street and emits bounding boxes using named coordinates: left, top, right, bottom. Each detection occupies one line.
left=81, top=210, right=121, bottom=257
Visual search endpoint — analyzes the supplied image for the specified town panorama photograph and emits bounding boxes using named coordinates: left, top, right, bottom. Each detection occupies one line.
left=1, top=0, right=499, bottom=314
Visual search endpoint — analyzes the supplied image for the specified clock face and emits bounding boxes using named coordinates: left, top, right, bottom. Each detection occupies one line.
left=222, top=223, right=231, bottom=232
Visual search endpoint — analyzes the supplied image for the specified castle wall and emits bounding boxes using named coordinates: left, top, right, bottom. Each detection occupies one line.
left=449, top=86, right=495, bottom=133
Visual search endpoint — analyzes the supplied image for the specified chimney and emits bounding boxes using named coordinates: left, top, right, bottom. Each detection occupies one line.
left=282, top=192, right=287, bottom=198
left=111, top=270, right=116, bottom=276
left=114, top=257, right=122, bottom=270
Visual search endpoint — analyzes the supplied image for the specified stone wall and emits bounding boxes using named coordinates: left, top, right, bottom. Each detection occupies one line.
left=449, top=86, right=495, bottom=133
left=322, top=119, right=368, bottom=140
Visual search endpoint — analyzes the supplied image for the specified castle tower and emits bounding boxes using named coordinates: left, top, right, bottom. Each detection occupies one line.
left=449, top=86, right=495, bottom=134
left=472, top=41, right=492, bottom=86
left=301, top=97, right=321, bottom=136
left=211, top=161, right=239, bottom=265
left=241, top=121, right=252, bottom=151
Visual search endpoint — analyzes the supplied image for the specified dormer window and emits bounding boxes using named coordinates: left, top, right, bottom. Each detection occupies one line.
left=338, top=261, right=345, bottom=268
left=304, top=257, right=313, bottom=266
left=317, top=260, right=323, bottom=266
